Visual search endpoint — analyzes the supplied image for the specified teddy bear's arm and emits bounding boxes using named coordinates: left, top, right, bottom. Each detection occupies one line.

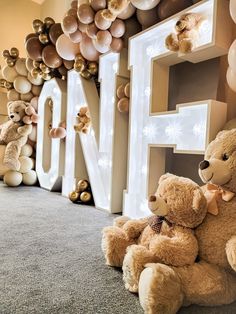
left=226, top=236, right=236, bottom=272
left=17, top=124, right=33, bottom=136
left=122, top=218, right=149, bottom=240
left=149, top=226, right=199, bottom=266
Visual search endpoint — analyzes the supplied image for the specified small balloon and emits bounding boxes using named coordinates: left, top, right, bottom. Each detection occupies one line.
left=96, top=30, right=112, bottom=47
left=49, top=23, right=63, bottom=45
left=87, top=62, right=98, bottom=75
left=110, top=37, right=123, bottom=52
left=27, top=72, right=43, bottom=86
left=74, top=60, right=86, bottom=72
left=26, top=58, right=34, bottom=72
left=10, top=47, right=19, bottom=59
left=31, top=84, right=42, bottom=95
left=71, top=0, right=78, bottom=9
left=80, top=70, right=92, bottom=80
left=25, top=33, right=37, bottom=44
left=15, top=58, right=28, bottom=76
left=25, top=37, right=43, bottom=61
left=6, top=57, right=15, bottom=67
left=2, top=49, right=10, bottom=58
left=7, top=89, right=20, bottom=101
left=40, top=63, right=50, bottom=73
left=118, top=3, right=136, bottom=20
left=63, top=15, right=78, bottom=34
left=86, top=23, right=99, bottom=39
left=67, top=8, right=77, bottom=17
left=78, top=21, right=88, bottom=33
left=110, top=19, right=125, bottom=38
left=69, top=30, right=83, bottom=43
left=2, top=65, right=18, bottom=82
left=20, top=92, right=33, bottom=102
left=63, top=59, right=74, bottom=70
left=39, top=33, right=49, bottom=44
left=78, top=4, right=95, bottom=24
left=130, top=0, right=160, bottom=10
left=95, top=10, right=112, bottom=30
left=44, top=17, right=55, bottom=28
left=32, top=19, right=44, bottom=34
left=42, top=45, right=62, bottom=68
left=90, top=0, right=106, bottom=11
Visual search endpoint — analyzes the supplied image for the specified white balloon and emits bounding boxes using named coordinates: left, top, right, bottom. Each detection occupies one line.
left=14, top=76, right=32, bottom=94
left=22, top=170, right=37, bottom=186
left=27, top=73, right=43, bottom=86
left=20, top=144, right=33, bottom=157
left=227, top=67, right=236, bottom=92
left=2, top=65, right=18, bottom=82
left=4, top=171, right=22, bottom=187
left=130, top=0, right=160, bottom=10
left=230, top=0, right=236, bottom=24
left=19, top=156, right=34, bottom=173
left=15, top=58, right=28, bottom=76
left=56, top=34, right=80, bottom=61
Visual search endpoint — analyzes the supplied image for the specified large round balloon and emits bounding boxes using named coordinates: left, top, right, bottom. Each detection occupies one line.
left=15, top=58, right=28, bottom=76
left=56, top=34, right=81, bottom=61
left=227, top=67, right=236, bottom=92
left=14, top=76, right=32, bottom=94
left=95, top=10, right=112, bottom=30
left=228, top=40, right=236, bottom=73
left=62, top=15, right=78, bottom=34
left=110, top=19, right=126, bottom=38
left=49, top=23, right=63, bottom=45
left=42, top=45, right=62, bottom=68
left=118, top=3, right=136, bottom=19
left=131, top=0, right=160, bottom=10
left=78, top=4, right=95, bottom=24
left=230, top=0, right=236, bottom=24
left=158, top=0, right=192, bottom=20
left=69, top=30, right=83, bottom=43
left=90, top=0, right=106, bottom=11
left=80, top=34, right=100, bottom=61
left=2, top=65, right=18, bottom=82
left=25, top=37, right=43, bottom=61
left=136, top=8, right=159, bottom=27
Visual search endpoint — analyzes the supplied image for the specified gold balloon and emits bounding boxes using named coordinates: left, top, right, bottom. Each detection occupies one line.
left=10, top=47, right=19, bottom=59
left=33, top=19, right=44, bottom=34
left=40, top=63, right=50, bottom=73
left=69, top=191, right=80, bottom=202
left=2, top=50, right=10, bottom=58
left=4, top=81, right=13, bottom=90
left=33, top=60, right=41, bottom=68
left=6, top=57, right=15, bottom=67
left=80, top=191, right=92, bottom=203
left=74, top=60, right=86, bottom=73
left=0, top=79, right=6, bottom=87
left=42, top=72, right=52, bottom=81
left=39, top=33, right=49, bottom=44
left=75, top=53, right=85, bottom=62
left=44, top=17, right=55, bottom=29
left=31, top=67, right=40, bottom=78
left=76, top=179, right=89, bottom=192
left=87, top=62, right=98, bottom=76
left=80, top=70, right=92, bottom=80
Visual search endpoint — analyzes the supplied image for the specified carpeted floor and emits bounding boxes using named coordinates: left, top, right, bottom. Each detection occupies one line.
left=0, top=182, right=235, bottom=314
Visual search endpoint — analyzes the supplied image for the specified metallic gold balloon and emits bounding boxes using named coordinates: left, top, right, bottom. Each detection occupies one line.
left=80, top=70, right=92, bottom=80
left=76, top=179, right=89, bottom=192
left=74, top=60, right=86, bottom=72
left=69, top=191, right=80, bottom=202
left=4, top=81, right=13, bottom=90
left=41, top=72, right=52, bottom=81
left=0, top=79, right=6, bottom=88
left=39, top=33, right=49, bottom=44
left=2, top=50, right=10, bottom=58
left=33, top=60, right=41, bottom=68
left=33, top=19, right=44, bottom=34
left=80, top=191, right=92, bottom=203
left=10, top=47, right=19, bottom=59
left=6, top=57, right=15, bottom=67
left=87, top=62, right=98, bottom=75
left=44, top=17, right=55, bottom=29
left=40, top=63, right=50, bottom=73
left=75, top=53, right=86, bottom=62
left=31, top=67, right=40, bottom=79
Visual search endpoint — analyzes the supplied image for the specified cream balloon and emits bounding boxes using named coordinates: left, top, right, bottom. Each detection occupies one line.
left=2, top=65, right=18, bottom=82
left=20, top=144, right=33, bottom=157
left=118, top=3, right=136, bottom=20
left=30, top=96, right=39, bottom=111
left=228, top=40, right=236, bottom=73
left=4, top=171, right=23, bottom=187
left=230, top=0, right=236, bottom=24
left=56, top=34, right=80, bottom=60
left=23, top=170, right=37, bottom=185
left=80, top=34, right=100, bottom=61
left=29, top=125, right=37, bottom=142
left=19, top=156, right=34, bottom=173
left=7, top=89, right=20, bottom=101
left=20, top=92, right=33, bottom=102
left=15, top=58, right=28, bottom=76
left=26, top=58, right=34, bottom=72
left=27, top=73, right=43, bottom=86
left=14, top=76, right=32, bottom=94
left=31, top=85, right=42, bottom=96
left=131, top=0, right=160, bottom=10
left=227, top=67, right=236, bottom=92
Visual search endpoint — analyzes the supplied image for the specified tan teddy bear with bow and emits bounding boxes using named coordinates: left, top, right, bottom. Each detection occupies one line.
left=139, top=129, right=236, bottom=314
left=102, top=174, right=207, bottom=293
left=0, top=101, right=32, bottom=171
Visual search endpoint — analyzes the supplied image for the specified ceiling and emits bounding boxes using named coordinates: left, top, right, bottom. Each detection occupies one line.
left=31, top=0, right=45, bottom=4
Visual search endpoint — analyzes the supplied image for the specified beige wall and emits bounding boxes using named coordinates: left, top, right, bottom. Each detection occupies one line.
left=40, top=0, right=71, bottom=22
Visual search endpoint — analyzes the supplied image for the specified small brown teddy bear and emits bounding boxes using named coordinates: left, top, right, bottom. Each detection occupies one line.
left=102, top=173, right=207, bottom=293
left=165, top=13, right=204, bottom=54
left=139, top=129, right=236, bottom=314
left=102, top=0, right=130, bottom=21
left=74, top=107, right=91, bottom=134
left=0, top=101, right=32, bottom=171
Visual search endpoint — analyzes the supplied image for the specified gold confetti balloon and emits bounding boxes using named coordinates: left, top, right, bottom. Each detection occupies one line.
left=33, top=19, right=44, bottom=34
left=69, top=191, right=80, bottom=202
left=40, top=63, right=50, bottom=73
left=80, top=70, right=92, bottom=80
left=6, top=57, right=15, bottom=67
left=10, top=47, right=19, bottom=59
left=76, top=179, right=89, bottom=192
left=87, top=62, right=98, bottom=75
left=2, top=50, right=10, bottom=58
left=74, top=60, right=86, bottom=72
left=39, top=33, right=49, bottom=45
left=80, top=191, right=92, bottom=203
left=44, top=17, right=55, bottom=29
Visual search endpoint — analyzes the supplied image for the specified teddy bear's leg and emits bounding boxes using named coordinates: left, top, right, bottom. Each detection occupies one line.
left=165, top=33, right=179, bottom=52
left=139, top=263, right=184, bottom=314
left=123, top=244, right=158, bottom=293
left=3, top=137, right=27, bottom=171
left=226, top=236, right=236, bottom=272
left=179, top=38, right=194, bottom=53
left=102, top=226, right=135, bottom=267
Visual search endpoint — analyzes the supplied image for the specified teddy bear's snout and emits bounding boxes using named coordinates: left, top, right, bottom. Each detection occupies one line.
left=149, top=195, right=156, bottom=202
left=10, top=114, right=15, bottom=119
left=199, top=160, right=210, bottom=170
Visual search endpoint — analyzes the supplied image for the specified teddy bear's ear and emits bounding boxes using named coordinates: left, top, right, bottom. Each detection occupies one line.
left=216, top=130, right=228, bottom=140
left=158, top=173, right=174, bottom=184
left=192, top=188, right=203, bottom=213
left=7, top=101, right=13, bottom=108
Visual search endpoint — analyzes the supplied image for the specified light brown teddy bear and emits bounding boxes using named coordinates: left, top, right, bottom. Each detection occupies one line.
left=139, top=129, right=236, bottom=314
left=0, top=101, right=32, bottom=171
left=102, top=0, right=130, bottom=21
left=74, top=107, right=91, bottom=134
left=102, top=174, right=207, bottom=293
left=165, top=13, right=204, bottom=54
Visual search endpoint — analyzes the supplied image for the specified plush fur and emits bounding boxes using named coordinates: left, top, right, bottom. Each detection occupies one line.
left=166, top=13, right=203, bottom=53
left=102, top=174, right=207, bottom=293
left=139, top=129, right=236, bottom=314
left=102, top=0, right=130, bottom=21
left=0, top=101, right=32, bottom=171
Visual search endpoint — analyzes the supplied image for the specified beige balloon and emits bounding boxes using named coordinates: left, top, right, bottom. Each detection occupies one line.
left=4, top=171, right=23, bottom=187
left=27, top=73, right=43, bottom=86
left=14, top=76, right=32, bottom=94
left=15, top=58, right=28, bottom=76
left=2, top=65, right=18, bottom=82
left=31, top=84, right=42, bottom=96
left=20, top=92, right=34, bottom=102
left=7, top=89, right=20, bottom=101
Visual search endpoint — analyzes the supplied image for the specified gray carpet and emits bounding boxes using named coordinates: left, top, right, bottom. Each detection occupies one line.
left=0, top=182, right=235, bottom=314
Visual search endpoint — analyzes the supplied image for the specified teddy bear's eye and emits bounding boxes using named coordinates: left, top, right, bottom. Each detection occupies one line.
left=16, top=112, right=19, bottom=114
left=222, top=153, right=229, bottom=161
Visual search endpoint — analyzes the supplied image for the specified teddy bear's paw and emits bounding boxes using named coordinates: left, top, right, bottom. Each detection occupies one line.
left=179, top=39, right=194, bottom=53
left=139, top=263, right=184, bottom=314
left=165, top=34, right=179, bottom=52
left=226, top=237, right=236, bottom=272
left=123, top=260, right=139, bottom=293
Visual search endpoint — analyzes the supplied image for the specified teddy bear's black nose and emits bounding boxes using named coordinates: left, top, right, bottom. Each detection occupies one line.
left=10, top=114, right=14, bottom=119
left=199, top=160, right=210, bottom=170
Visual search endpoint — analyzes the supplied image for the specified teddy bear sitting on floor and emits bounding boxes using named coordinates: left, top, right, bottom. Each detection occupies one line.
left=139, top=129, right=236, bottom=314
left=102, top=174, right=207, bottom=293
left=165, top=13, right=204, bottom=54
left=0, top=100, right=32, bottom=171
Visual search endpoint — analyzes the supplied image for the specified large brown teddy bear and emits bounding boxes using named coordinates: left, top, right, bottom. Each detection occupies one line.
left=139, top=129, right=236, bottom=314
left=0, top=101, right=32, bottom=171
left=102, top=174, right=207, bottom=292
